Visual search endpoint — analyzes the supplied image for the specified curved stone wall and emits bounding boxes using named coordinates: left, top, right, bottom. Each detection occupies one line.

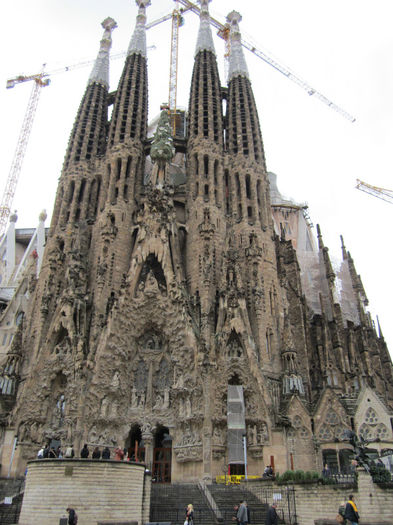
left=18, top=459, right=151, bottom=525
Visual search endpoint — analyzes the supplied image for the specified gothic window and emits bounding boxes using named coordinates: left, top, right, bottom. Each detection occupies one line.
left=325, top=410, right=339, bottom=425
left=319, top=425, right=333, bottom=441
left=154, top=358, right=171, bottom=391
left=359, top=423, right=373, bottom=440
left=376, top=423, right=389, bottom=439
left=227, top=331, right=242, bottom=358
left=292, top=415, right=302, bottom=429
left=134, top=360, right=148, bottom=392
left=364, top=407, right=378, bottom=424
left=299, top=426, right=309, bottom=438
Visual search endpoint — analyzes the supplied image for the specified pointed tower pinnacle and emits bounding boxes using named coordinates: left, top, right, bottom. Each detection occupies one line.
left=227, top=11, right=249, bottom=81
left=127, top=0, right=151, bottom=58
left=88, top=17, right=117, bottom=88
left=340, top=235, right=348, bottom=260
left=195, top=0, right=215, bottom=56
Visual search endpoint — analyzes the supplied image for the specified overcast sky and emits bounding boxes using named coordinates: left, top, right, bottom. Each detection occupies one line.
left=1, top=0, right=392, bottom=357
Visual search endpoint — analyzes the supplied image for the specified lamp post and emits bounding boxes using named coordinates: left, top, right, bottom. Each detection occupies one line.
left=243, top=434, right=248, bottom=480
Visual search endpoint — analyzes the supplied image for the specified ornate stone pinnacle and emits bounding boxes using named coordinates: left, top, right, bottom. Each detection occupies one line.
left=88, top=17, right=117, bottom=88
left=226, top=10, right=242, bottom=30
left=102, top=17, right=117, bottom=32
left=195, top=0, right=215, bottom=55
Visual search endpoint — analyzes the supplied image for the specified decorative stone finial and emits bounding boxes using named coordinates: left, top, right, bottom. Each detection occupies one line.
left=89, top=17, right=117, bottom=88
left=39, top=209, right=47, bottom=223
left=227, top=10, right=249, bottom=81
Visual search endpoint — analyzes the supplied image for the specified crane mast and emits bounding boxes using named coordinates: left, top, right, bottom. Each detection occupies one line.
left=356, top=179, right=393, bottom=205
left=168, top=2, right=182, bottom=134
left=0, top=71, right=49, bottom=237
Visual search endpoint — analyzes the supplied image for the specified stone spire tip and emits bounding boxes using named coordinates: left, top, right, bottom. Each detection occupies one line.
left=127, top=0, right=150, bottom=57
left=195, top=0, right=215, bottom=56
left=227, top=10, right=249, bottom=82
left=88, top=17, right=117, bottom=88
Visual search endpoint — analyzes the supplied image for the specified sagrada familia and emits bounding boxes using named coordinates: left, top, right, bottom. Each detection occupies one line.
left=0, top=0, right=392, bottom=482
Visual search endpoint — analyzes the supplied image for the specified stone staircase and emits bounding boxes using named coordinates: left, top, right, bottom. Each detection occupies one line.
left=0, top=477, right=25, bottom=525
left=207, top=484, right=269, bottom=525
left=150, top=483, right=216, bottom=525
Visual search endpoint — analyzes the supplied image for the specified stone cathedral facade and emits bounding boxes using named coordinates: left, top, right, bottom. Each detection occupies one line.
left=0, top=0, right=392, bottom=482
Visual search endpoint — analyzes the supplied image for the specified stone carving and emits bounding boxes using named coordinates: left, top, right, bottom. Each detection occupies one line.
left=150, top=109, right=175, bottom=187
left=173, top=425, right=202, bottom=463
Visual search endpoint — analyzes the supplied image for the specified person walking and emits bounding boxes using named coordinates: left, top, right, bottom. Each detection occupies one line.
left=237, top=501, right=248, bottom=525
left=265, top=502, right=278, bottom=525
left=80, top=444, right=89, bottom=458
left=185, top=503, right=194, bottom=525
left=344, top=495, right=360, bottom=525
left=66, top=507, right=78, bottom=524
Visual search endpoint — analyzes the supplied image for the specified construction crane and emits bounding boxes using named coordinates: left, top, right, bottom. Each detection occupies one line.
left=2, top=0, right=355, bottom=236
left=176, top=0, right=356, bottom=123
left=0, top=68, right=50, bottom=237
left=355, top=179, right=393, bottom=205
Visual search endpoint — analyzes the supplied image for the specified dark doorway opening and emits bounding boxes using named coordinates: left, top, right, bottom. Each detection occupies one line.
left=125, top=424, right=145, bottom=462
left=229, top=464, right=245, bottom=475
left=153, top=425, right=172, bottom=483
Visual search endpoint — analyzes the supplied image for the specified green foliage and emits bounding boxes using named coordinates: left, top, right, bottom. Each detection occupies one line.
left=276, top=469, right=319, bottom=484
left=370, top=463, right=392, bottom=483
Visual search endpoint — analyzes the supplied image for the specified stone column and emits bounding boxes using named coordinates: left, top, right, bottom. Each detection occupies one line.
left=142, top=427, right=154, bottom=471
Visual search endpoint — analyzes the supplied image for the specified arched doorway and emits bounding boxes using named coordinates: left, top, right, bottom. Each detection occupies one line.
left=125, top=424, right=145, bottom=463
left=152, top=425, right=172, bottom=483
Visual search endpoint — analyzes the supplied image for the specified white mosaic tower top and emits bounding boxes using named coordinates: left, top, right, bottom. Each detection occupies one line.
left=227, top=10, right=250, bottom=81
left=127, top=0, right=151, bottom=58
left=195, top=0, right=215, bottom=56
left=88, top=17, right=117, bottom=89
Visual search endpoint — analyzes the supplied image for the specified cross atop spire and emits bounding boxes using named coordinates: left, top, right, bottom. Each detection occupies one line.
left=195, top=0, right=215, bottom=56
left=88, top=17, right=117, bottom=89
left=127, top=0, right=151, bottom=58
left=227, top=10, right=249, bottom=81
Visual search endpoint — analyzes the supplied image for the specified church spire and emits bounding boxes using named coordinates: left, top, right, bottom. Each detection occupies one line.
left=226, top=11, right=249, bottom=81
left=108, top=0, right=150, bottom=147
left=127, top=0, right=150, bottom=57
left=89, top=17, right=117, bottom=88
left=194, top=0, right=215, bottom=56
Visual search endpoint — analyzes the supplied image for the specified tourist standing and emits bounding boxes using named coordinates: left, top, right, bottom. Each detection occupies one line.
left=344, top=495, right=360, bottom=525
left=265, top=502, right=278, bottom=525
left=337, top=501, right=347, bottom=524
left=102, top=446, right=111, bottom=459
left=80, top=444, right=89, bottom=458
left=65, top=444, right=75, bottom=458
left=92, top=446, right=101, bottom=459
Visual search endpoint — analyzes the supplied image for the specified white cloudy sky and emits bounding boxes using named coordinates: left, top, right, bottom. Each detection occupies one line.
left=1, top=0, right=393, bottom=356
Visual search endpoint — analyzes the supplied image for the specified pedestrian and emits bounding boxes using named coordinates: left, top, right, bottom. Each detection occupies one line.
left=265, top=502, right=278, bottom=525
left=49, top=446, right=57, bottom=458
left=337, top=500, right=347, bottom=524
left=65, top=444, right=75, bottom=458
left=66, top=507, right=78, bottom=524
left=102, top=446, right=111, bottom=459
left=92, top=446, right=101, bottom=459
left=344, top=495, right=360, bottom=525
left=322, top=463, right=330, bottom=477
left=114, top=446, right=124, bottom=460
left=43, top=445, right=50, bottom=458
left=56, top=446, right=63, bottom=458
left=232, top=503, right=240, bottom=522
left=37, top=445, right=44, bottom=459
left=263, top=465, right=273, bottom=478
left=185, top=503, right=194, bottom=525
left=80, top=443, right=89, bottom=458
left=237, top=501, right=248, bottom=525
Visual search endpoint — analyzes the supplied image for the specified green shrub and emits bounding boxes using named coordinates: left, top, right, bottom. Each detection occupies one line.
left=294, top=470, right=305, bottom=481
left=370, top=463, right=392, bottom=483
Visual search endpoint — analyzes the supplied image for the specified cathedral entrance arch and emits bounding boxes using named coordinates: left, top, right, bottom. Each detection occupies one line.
left=152, top=425, right=172, bottom=483
left=125, top=424, right=145, bottom=463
